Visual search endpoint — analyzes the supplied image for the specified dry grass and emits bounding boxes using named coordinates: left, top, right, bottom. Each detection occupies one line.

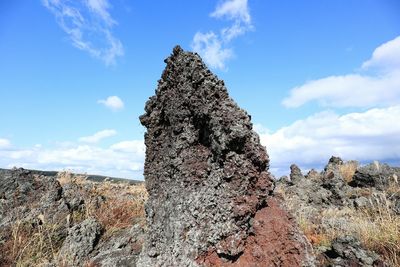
left=355, top=194, right=400, bottom=266
left=57, top=171, right=88, bottom=186
left=95, top=197, right=145, bottom=235
left=339, top=161, right=358, bottom=183
left=297, top=214, right=331, bottom=247
left=0, top=173, right=147, bottom=267
left=92, top=182, right=147, bottom=231
left=0, top=216, right=66, bottom=267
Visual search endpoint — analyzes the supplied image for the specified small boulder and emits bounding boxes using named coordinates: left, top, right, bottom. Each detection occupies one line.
left=323, top=236, right=382, bottom=267
left=351, top=162, right=399, bottom=190
left=353, top=196, right=371, bottom=210
left=59, top=218, right=102, bottom=266
left=90, top=224, right=145, bottom=267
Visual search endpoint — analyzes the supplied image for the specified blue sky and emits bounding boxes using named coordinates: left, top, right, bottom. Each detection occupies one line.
left=0, top=0, right=399, bottom=179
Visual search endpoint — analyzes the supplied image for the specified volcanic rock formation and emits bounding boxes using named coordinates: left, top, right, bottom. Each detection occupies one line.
left=138, top=46, right=314, bottom=266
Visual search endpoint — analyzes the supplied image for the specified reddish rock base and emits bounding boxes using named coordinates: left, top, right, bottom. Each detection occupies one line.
left=197, top=197, right=313, bottom=267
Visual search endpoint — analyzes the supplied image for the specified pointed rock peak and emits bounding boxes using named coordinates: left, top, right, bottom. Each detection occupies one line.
left=172, top=44, right=184, bottom=55
left=157, top=45, right=224, bottom=98
left=137, top=46, right=315, bottom=267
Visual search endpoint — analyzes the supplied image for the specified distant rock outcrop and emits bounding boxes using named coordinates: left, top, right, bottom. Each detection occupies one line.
left=138, top=46, right=314, bottom=266
left=276, top=157, right=399, bottom=266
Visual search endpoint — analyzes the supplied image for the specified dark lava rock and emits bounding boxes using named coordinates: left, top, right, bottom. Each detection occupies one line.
left=138, top=46, right=314, bottom=266
left=0, top=168, right=67, bottom=230
left=320, top=158, right=349, bottom=206
left=351, top=162, right=400, bottom=190
left=0, top=168, right=61, bottom=214
left=58, top=218, right=102, bottom=266
left=324, top=156, right=344, bottom=172
left=90, top=224, right=144, bottom=267
left=322, top=236, right=383, bottom=267
left=62, top=183, right=86, bottom=211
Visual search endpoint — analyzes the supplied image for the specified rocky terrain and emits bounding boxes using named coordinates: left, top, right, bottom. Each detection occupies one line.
left=276, top=157, right=400, bottom=266
left=0, top=169, right=147, bottom=266
left=1, top=158, right=398, bottom=266
left=0, top=47, right=399, bottom=267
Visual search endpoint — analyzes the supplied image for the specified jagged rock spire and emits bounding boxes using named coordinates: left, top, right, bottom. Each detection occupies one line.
left=137, top=46, right=314, bottom=267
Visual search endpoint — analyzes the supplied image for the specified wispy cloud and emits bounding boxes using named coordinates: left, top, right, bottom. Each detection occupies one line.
left=97, top=95, right=124, bottom=111
left=79, top=129, right=117, bottom=143
left=211, top=0, right=251, bottom=24
left=283, top=36, right=400, bottom=108
left=192, top=0, right=253, bottom=70
left=42, top=0, right=123, bottom=65
left=257, top=105, right=400, bottom=176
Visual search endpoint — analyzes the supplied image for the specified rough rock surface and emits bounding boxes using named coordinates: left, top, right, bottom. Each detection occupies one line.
left=321, top=236, right=383, bottom=267
left=59, top=218, right=102, bottom=266
left=138, top=46, right=314, bottom=266
left=350, top=162, right=400, bottom=190
left=290, top=164, right=305, bottom=183
left=0, top=168, right=64, bottom=224
left=90, top=224, right=145, bottom=267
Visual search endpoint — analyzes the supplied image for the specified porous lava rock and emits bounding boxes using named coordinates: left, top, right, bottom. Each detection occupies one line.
left=350, top=162, right=400, bottom=190
left=59, top=218, right=102, bottom=266
left=138, top=46, right=314, bottom=266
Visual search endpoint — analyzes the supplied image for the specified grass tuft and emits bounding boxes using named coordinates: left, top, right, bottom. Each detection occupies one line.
left=339, top=161, right=358, bottom=183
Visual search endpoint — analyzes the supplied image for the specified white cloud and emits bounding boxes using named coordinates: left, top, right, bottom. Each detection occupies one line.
left=0, top=138, right=11, bottom=149
left=79, top=129, right=117, bottom=143
left=110, top=140, right=145, bottom=154
left=0, top=139, right=145, bottom=180
left=283, top=36, right=400, bottom=108
left=362, top=36, right=400, bottom=71
left=42, top=0, right=123, bottom=65
left=257, top=105, right=400, bottom=176
left=282, top=71, right=400, bottom=108
left=211, top=0, right=251, bottom=24
left=192, top=0, right=253, bottom=70
left=192, top=32, right=233, bottom=70
left=98, top=96, right=124, bottom=111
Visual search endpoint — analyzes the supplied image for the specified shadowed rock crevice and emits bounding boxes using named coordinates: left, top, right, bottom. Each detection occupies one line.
left=194, top=115, right=212, bottom=148
left=137, top=46, right=314, bottom=267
